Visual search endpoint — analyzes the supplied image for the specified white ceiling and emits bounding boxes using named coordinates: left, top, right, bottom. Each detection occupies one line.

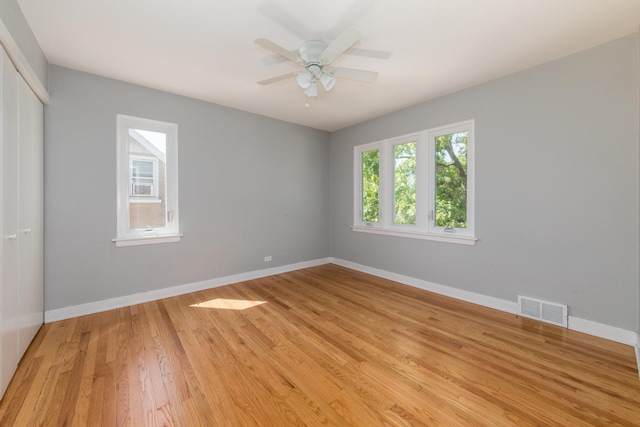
left=16, top=0, right=640, bottom=132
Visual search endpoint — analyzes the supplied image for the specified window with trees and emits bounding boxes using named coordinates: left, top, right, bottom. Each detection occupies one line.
left=361, top=148, right=380, bottom=223
left=115, top=115, right=180, bottom=246
left=353, top=120, right=475, bottom=244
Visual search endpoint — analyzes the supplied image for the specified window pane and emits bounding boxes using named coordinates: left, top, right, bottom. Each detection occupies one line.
left=435, top=131, right=467, bottom=228
left=132, top=159, right=153, bottom=178
left=128, top=129, right=167, bottom=230
left=393, top=142, right=416, bottom=225
left=361, top=149, right=380, bottom=223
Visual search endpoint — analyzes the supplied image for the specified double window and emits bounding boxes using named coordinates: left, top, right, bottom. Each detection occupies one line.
left=115, top=115, right=180, bottom=245
left=354, top=120, right=475, bottom=244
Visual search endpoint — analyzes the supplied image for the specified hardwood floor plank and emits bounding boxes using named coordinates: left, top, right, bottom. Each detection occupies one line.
left=0, top=354, right=43, bottom=426
left=1, top=264, right=639, bottom=426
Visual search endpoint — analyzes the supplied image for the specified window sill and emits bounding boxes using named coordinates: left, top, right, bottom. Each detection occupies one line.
left=112, top=234, right=183, bottom=247
left=129, top=198, right=162, bottom=204
left=351, top=225, right=477, bottom=246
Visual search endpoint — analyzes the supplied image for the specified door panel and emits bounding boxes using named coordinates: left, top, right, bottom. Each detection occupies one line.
left=17, top=76, right=44, bottom=358
left=0, top=48, right=19, bottom=399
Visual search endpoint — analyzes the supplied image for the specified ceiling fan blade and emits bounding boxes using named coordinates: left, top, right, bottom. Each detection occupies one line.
left=325, top=0, right=377, bottom=40
left=255, top=38, right=300, bottom=64
left=320, top=28, right=362, bottom=65
left=348, top=47, right=392, bottom=60
left=258, top=1, right=317, bottom=41
left=326, top=67, right=378, bottom=84
left=258, top=73, right=295, bottom=85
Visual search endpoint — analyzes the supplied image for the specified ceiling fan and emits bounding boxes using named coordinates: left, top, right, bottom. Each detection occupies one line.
left=255, top=29, right=378, bottom=104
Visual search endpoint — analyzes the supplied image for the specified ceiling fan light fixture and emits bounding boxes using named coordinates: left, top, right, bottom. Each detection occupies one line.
left=295, top=71, right=312, bottom=89
left=305, top=80, right=318, bottom=97
left=319, top=73, right=335, bottom=91
left=255, top=29, right=377, bottom=105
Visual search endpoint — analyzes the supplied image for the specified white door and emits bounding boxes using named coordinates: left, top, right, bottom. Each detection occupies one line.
left=0, top=47, right=19, bottom=399
left=17, top=76, right=43, bottom=358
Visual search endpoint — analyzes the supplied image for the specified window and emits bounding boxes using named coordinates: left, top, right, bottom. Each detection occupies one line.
left=393, top=140, right=417, bottom=225
left=354, top=120, right=475, bottom=245
left=361, top=148, right=380, bottom=223
left=429, top=123, right=472, bottom=236
left=115, top=115, right=180, bottom=246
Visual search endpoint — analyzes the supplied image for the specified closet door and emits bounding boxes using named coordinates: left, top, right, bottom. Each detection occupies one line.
left=0, top=47, right=19, bottom=399
left=17, top=76, right=43, bottom=357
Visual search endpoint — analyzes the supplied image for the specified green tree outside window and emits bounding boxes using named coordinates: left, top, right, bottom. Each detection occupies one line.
left=362, top=149, right=380, bottom=222
left=435, top=132, right=467, bottom=228
left=394, top=142, right=416, bottom=224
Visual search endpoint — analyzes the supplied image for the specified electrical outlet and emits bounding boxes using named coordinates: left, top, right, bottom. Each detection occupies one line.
left=264, top=256, right=272, bottom=262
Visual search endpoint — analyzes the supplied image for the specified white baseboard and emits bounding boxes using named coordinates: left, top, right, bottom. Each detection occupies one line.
left=45, top=255, right=640, bottom=364
left=44, top=257, right=332, bottom=323
left=329, top=257, right=520, bottom=313
left=568, top=316, right=639, bottom=347
left=329, top=257, right=640, bottom=349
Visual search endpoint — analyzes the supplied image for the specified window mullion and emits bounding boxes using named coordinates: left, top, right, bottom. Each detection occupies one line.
left=426, top=129, right=436, bottom=234
left=380, top=141, right=393, bottom=229
left=416, top=131, right=428, bottom=232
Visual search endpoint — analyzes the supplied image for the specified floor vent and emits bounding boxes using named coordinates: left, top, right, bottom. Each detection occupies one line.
left=517, top=296, right=568, bottom=327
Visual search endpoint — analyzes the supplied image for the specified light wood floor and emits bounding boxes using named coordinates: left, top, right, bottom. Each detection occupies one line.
left=1, top=264, right=639, bottom=426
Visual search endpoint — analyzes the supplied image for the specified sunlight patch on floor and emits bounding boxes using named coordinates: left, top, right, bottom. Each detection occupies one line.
left=190, top=298, right=267, bottom=310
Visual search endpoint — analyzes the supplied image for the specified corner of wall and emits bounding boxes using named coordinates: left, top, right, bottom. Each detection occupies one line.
left=0, top=0, right=49, bottom=103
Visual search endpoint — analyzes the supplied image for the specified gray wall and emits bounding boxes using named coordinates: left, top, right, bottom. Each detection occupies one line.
left=0, top=0, right=47, bottom=91
left=43, top=34, right=640, bottom=333
left=330, top=35, right=640, bottom=332
left=45, top=66, right=330, bottom=311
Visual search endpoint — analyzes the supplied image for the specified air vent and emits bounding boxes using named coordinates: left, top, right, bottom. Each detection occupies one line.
left=518, top=296, right=568, bottom=327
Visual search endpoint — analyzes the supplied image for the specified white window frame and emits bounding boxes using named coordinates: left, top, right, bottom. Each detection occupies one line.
left=114, top=114, right=181, bottom=247
left=427, top=121, right=475, bottom=238
left=353, top=120, right=476, bottom=245
left=354, top=142, right=384, bottom=226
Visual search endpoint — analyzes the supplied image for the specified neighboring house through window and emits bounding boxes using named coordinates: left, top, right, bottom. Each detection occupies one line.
left=115, top=114, right=180, bottom=246
left=130, top=155, right=159, bottom=198
left=353, top=120, right=476, bottom=245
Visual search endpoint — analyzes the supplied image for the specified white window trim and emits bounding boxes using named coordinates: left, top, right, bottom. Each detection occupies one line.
left=353, top=120, right=476, bottom=245
left=130, top=198, right=162, bottom=204
left=112, top=234, right=183, bottom=247
left=351, top=225, right=477, bottom=245
left=115, top=114, right=181, bottom=245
